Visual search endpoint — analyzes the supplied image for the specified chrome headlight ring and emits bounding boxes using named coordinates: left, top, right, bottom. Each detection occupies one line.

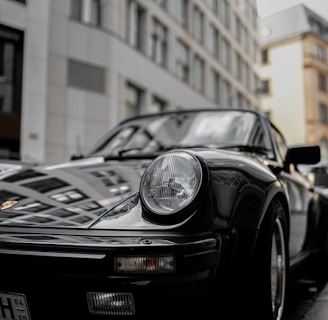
left=140, top=151, right=206, bottom=224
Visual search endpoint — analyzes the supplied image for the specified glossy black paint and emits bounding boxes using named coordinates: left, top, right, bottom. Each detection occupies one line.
left=0, top=109, right=327, bottom=320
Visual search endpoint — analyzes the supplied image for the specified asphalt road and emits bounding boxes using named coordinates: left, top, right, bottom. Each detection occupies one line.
left=303, top=285, right=328, bottom=320
left=286, top=272, right=328, bottom=319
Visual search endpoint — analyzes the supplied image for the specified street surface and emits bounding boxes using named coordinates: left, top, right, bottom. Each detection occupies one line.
left=286, top=269, right=328, bottom=319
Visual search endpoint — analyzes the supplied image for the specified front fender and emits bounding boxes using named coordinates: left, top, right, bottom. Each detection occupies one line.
left=191, top=149, right=289, bottom=230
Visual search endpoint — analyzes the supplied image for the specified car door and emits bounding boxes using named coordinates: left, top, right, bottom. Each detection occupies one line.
left=281, top=167, right=314, bottom=259
left=269, top=123, right=316, bottom=261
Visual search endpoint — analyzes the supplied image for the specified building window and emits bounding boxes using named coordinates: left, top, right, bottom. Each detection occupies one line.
left=318, top=74, right=327, bottom=92
left=232, top=13, right=241, bottom=41
left=209, top=24, right=219, bottom=60
left=151, top=18, right=168, bottom=67
left=0, top=25, right=23, bottom=116
left=236, top=52, right=242, bottom=79
left=176, top=0, right=189, bottom=28
left=261, top=79, right=270, bottom=94
left=241, top=25, right=248, bottom=50
left=221, top=37, right=230, bottom=69
left=0, top=25, right=24, bottom=159
left=153, top=0, right=167, bottom=10
left=193, top=55, right=204, bottom=94
left=176, top=39, right=189, bottom=83
left=253, top=39, right=259, bottom=63
left=219, top=0, right=230, bottom=29
left=192, top=5, right=204, bottom=44
left=209, top=0, right=218, bottom=14
left=316, top=44, right=326, bottom=61
left=254, top=74, right=261, bottom=94
left=237, top=91, right=243, bottom=107
left=262, top=49, right=269, bottom=64
left=222, top=79, right=231, bottom=105
left=125, top=82, right=144, bottom=117
left=71, top=0, right=102, bottom=27
left=310, top=19, right=323, bottom=35
left=126, top=0, right=146, bottom=52
left=240, top=60, right=246, bottom=86
left=0, top=41, right=15, bottom=114
left=210, top=69, right=220, bottom=104
left=176, top=0, right=189, bottom=29
left=251, top=6, right=257, bottom=29
left=244, top=63, right=250, bottom=89
left=151, top=95, right=167, bottom=113
left=319, top=103, right=328, bottom=124
left=252, top=72, right=259, bottom=94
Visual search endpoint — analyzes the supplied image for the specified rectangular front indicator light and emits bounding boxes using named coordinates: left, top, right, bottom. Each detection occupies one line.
left=87, top=292, right=135, bottom=316
left=114, top=255, right=176, bottom=273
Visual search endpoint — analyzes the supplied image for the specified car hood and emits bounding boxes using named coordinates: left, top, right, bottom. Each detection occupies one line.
left=0, top=150, right=276, bottom=230
left=0, top=157, right=151, bottom=229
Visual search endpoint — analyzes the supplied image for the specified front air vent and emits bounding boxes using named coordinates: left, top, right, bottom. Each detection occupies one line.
left=68, top=59, right=106, bottom=93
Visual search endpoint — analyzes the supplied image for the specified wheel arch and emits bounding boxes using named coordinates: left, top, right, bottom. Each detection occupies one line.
left=260, top=186, right=290, bottom=241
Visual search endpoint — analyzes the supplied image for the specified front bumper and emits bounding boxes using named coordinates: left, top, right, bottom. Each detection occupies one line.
left=0, top=229, right=223, bottom=319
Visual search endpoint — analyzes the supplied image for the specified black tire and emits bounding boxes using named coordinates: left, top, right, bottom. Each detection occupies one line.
left=247, top=199, right=289, bottom=320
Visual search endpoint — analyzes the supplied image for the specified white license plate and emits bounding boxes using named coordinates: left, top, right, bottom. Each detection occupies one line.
left=0, top=292, right=31, bottom=320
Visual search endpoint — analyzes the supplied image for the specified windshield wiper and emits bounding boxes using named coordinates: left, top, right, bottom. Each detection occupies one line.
left=219, top=145, right=271, bottom=154
left=117, top=144, right=213, bottom=155
left=161, top=144, right=218, bottom=151
left=117, top=147, right=144, bottom=156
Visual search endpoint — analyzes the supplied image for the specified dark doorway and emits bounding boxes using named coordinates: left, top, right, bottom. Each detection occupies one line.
left=0, top=24, right=24, bottom=160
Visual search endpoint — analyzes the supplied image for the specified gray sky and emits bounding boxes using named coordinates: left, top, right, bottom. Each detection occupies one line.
left=256, top=0, right=328, bottom=20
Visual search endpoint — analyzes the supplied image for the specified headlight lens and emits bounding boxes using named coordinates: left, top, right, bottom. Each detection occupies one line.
left=140, top=151, right=203, bottom=215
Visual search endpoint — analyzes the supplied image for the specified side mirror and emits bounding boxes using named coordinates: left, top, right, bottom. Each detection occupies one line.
left=284, top=145, right=320, bottom=170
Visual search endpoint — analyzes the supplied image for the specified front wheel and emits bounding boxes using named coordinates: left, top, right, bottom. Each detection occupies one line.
left=271, top=210, right=288, bottom=319
left=248, top=199, right=289, bottom=320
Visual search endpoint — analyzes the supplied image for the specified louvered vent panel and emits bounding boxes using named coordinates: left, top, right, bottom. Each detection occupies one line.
left=68, top=59, right=105, bottom=93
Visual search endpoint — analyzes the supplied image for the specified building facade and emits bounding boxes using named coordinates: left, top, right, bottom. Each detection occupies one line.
left=259, top=4, right=328, bottom=163
left=0, top=0, right=260, bottom=163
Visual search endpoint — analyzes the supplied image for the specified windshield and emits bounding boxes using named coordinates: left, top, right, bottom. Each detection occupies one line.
left=88, top=110, right=269, bottom=157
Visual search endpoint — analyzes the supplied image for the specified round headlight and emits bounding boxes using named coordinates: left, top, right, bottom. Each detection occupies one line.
left=140, top=151, right=203, bottom=216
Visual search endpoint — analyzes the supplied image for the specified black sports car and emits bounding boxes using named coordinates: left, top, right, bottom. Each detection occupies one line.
left=0, top=109, right=326, bottom=320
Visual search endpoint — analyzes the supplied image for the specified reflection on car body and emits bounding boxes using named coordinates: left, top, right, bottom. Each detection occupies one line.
left=0, top=108, right=327, bottom=320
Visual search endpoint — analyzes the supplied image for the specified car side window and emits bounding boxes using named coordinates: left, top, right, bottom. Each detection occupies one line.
left=250, top=122, right=266, bottom=147
left=271, top=125, right=288, bottom=163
